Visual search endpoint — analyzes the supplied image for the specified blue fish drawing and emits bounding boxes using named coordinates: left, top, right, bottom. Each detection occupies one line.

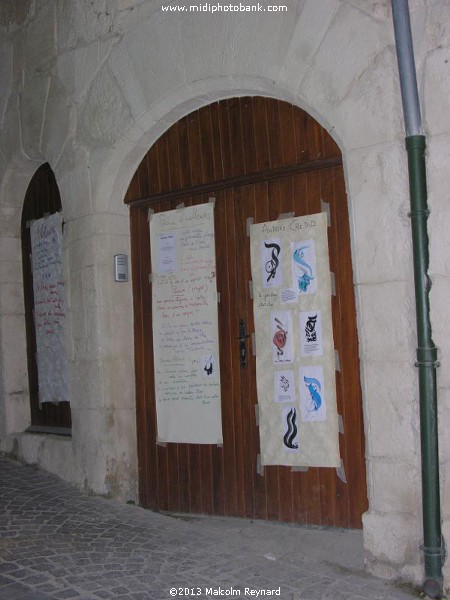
left=303, top=376, right=322, bottom=412
left=293, top=245, right=314, bottom=292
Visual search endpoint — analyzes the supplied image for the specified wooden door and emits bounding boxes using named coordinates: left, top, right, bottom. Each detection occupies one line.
left=126, top=98, right=367, bottom=528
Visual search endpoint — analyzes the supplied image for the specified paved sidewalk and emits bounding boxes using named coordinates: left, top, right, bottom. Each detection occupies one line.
left=0, top=457, right=421, bottom=600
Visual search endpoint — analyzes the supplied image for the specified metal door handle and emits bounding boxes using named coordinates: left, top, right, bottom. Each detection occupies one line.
left=237, top=319, right=249, bottom=368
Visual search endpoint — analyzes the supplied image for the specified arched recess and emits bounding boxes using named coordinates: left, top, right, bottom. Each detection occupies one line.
left=125, top=97, right=367, bottom=527
left=21, top=163, right=71, bottom=431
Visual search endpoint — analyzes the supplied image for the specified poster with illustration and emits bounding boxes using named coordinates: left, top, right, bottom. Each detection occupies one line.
left=30, top=212, right=69, bottom=405
left=291, top=239, right=317, bottom=295
left=261, top=239, right=283, bottom=288
left=250, top=212, right=340, bottom=468
left=274, top=370, right=295, bottom=403
left=271, top=310, right=294, bottom=364
left=299, top=310, right=324, bottom=357
left=299, top=365, right=326, bottom=422
left=150, top=204, right=222, bottom=444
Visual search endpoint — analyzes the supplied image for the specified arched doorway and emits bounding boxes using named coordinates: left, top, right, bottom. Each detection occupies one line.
left=21, top=163, right=71, bottom=432
left=126, top=97, right=367, bottom=527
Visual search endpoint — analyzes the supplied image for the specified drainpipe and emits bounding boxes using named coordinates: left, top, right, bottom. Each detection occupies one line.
left=391, top=1, right=444, bottom=597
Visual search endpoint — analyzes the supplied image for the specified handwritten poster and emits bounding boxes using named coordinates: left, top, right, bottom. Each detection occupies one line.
left=30, top=213, right=69, bottom=404
left=250, top=213, right=340, bottom=467
left=150, top=204, right=222, bottom=444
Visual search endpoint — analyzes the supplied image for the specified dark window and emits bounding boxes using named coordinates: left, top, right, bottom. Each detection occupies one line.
left=21, top=163, right=71, bottom=431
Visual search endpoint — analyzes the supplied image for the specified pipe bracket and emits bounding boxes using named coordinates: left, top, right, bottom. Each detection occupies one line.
left=420, top=543, right=446, bottom=562
left=415, top=360, right=440, bottom=368
left=408, top=209, right=430, bottom=219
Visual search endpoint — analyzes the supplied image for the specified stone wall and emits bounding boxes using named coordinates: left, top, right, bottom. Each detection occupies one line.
left=0, top=0, right=449, bottom=590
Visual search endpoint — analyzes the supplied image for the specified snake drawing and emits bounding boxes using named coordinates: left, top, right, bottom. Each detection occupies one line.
left=283, top=407, right=298, bottom=450
left=303, top=376, right=322, bottom=412
left=264, top=242, right=281, bottom=283
left=293, top=245, right=314, bottom=292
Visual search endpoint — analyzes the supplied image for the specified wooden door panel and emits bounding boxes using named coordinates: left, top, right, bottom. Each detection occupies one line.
left=128, top=98, right=367, bottom=528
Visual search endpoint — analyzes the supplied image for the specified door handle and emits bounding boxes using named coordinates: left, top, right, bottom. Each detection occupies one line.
left=237, top=319, right=250, bottom=368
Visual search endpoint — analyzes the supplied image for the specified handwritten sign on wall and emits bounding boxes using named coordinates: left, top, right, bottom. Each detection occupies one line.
left=30, top=212, right=69, bottom=404
left=150, top=204, right=223, bottom=444
left=250, top=213, right=340, bottom=467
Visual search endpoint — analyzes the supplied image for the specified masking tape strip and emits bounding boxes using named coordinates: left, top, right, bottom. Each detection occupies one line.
left=246, top=217, right=254, bottom=237
left=256, top=454, right=264, bottom=476
left=156, top=438, right=167, bottom=447
left=291, top=466, right=309, bottom=472
left=278, top=211, right=295, bottom=220
left=321, top=199, right=331, bottom=226
left=335, top=350, right=341, bottom=372
left=330, top=272, right=336, bottom=296
left=147, top=208, right=154, bottom=221
left=208, top=197, right=216, bottom=206
left=217, top=291, right=221, bottom=303
left=216, top=441, right=223, bottom=447
left=336, top=459, right=347, bottom=484
left=176, top=202, right=185, bottom=210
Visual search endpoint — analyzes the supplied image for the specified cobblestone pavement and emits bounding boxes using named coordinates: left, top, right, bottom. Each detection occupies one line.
left=0, top=457, right=422, bottom=600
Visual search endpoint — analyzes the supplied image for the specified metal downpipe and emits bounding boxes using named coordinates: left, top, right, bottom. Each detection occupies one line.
left=391, top=1, right=444, bottom=597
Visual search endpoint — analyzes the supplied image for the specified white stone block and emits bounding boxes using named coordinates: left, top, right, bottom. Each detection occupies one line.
left=0, top=314, right=28, bottom=395
left=97, top=260, right=133, bottom=309
left=108, top=42, right=147, bottom=120
left=331, top=47, right=404, bottom=149
left=424, top=46, right=450, bottom=136
left=425, top=1, right=450, bottom=53
left=0, top=39, right=13, bottom=124
left=279, top=0, right=340, bottom=87
left=56, top=0, right=117, bottom=52
left=428, top=133, right=450, bottom=276
left=41, top=77, right=75, bottom=167
left=4, top=394, right=30, bottom=434
left=430, top=278, right=450, bottom=388
left=79, top=66, right=132, bottom=150
left=0, top=206, right=22, bottom=237
left=57, top=40, right=115, bottom=105
left=368, top=458, right=421, bottom=514
left=176, top=1, right=299, bottom=83
left=357, top=281, right=416, bottom=362
left=364, top=360, right=420, bottom=462
left=0, top=93, right=22, bottom=163
left=20, top=72, right=50, bottom=159
left=23, top=1, right=56, bottom=72
left=363, top=510, right=422, bottom=580
left=301, top=3, right=386, bottom=112
left=437, top=390, right=450, bottom=474
left=123, top=13, right=186, bottom=106
left=0, top=282, right=24, bottom=315
left=97, top=304, right=133, bottom=360
left=346, top=142, right=413, bottom=285
left=345, top=1, right=391, bottom=21
left=55, top=142, right=93, bottom=219
left=69, top=358, right=105, bottom=409
left=67, top=236, right=96, bottom=271
left=103, top=407, right=138, bottom=501
left=103, top=358, right=135, bottom=410
left=0, top=260, right=23, bottom=284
